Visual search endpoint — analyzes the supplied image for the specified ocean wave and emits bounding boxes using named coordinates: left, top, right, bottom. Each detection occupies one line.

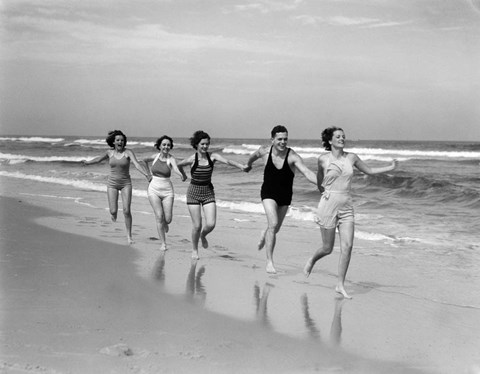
left=363, top=173, right=480, bottom=205
left=355, top=230, right=419, bottom=243
left=0, top=171, right=108, bottom=192
left=20, top=193, right=98, bottom=208
left=0, top=152, right=86, bottom=163
left=223, top=144, right=480, bottom=160
left=0, top=136, right=65, bottom=143
left=346, top=147, right=480, bottom=159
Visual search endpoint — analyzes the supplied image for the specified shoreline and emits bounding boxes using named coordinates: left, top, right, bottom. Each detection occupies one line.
left=1, top=175, right=479, bottom=373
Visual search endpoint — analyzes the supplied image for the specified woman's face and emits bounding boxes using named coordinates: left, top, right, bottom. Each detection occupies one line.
left=114, top=135, right=125, bottom=149
left=160, top=139, right=172, bottom=154
left=330, top=130, right=345, bottom=149
left=197, top=138, right=210, bottom=153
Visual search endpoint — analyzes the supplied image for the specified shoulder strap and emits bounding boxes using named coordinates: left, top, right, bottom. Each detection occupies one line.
left=152, top=153, right=161, bottom=166
left=206, top=152, right=214, bottom=167
left=283, top=148, right=291, bottom=169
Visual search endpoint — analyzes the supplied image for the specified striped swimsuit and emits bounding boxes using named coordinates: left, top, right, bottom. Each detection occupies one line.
left=186, top=152, right=215, bottom=205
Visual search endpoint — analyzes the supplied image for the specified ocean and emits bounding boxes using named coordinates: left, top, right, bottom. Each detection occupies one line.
left=1, top=135, right=479, bottom=310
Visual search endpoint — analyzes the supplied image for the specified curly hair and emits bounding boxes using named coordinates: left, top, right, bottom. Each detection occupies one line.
left=190, top=130, right=210, bottom=150
left=270, top=125, right=288, bottom=138
left=106, top=130, right=127, bottom=148
left=154, top=135, right=174, bottom=150
left=321, top=126, right=344, bottom=151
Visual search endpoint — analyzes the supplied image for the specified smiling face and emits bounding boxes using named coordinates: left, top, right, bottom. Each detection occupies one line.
left=197, top=138, right=210, bottom=153
left=272, top=132, right=288, bottom=152
left=330, top=130, right=346, bottom=149
left=159, top=139, right=172, bottom=154
left=113, top=135, right=126, bottom=150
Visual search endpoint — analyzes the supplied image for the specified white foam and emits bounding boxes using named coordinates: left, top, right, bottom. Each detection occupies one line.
left=0, top=152, right=87, bottom=163
left=0, top=136, right=64, bottom=143
left=19, top=192, right=97, bottom=207
left=223, top=143, right=480, bottom=160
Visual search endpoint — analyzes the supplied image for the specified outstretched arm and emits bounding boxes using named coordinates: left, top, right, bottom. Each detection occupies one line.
left=212, top=153, right=247, bottom=171
left=244, top=146, right=268, bottom=172
left=141, top=154, right=155, bottom=173
left=176, top=154, right=194, bottom=168
left=291, top=151, right=317, bottom=185
left=126, top=149, right=151, bottom=180
left=169, top=156, right=187, bottom=181
left=82, top=152, right=109, bottom=165
left=353, top=155, right=398, bottom=175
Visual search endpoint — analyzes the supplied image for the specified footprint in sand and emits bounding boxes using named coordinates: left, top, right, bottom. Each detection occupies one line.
left=219, top=254, right=242, bottom=262
left=213, top=245, right=227, bottom=251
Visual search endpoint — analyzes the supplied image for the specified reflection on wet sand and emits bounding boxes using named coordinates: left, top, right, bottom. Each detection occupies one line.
left=300, top=293, right=321, bottom=340
left=152, top=252, right=166, bottom=284
left=301, top=293, right=346, bottom=347
left=186, top=259, right=206, bottom=305
left=253, top=282, right=274, bottom=328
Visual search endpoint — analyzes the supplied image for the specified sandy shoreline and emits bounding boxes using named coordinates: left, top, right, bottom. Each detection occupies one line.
left=1, top=175, right=479, bottom=373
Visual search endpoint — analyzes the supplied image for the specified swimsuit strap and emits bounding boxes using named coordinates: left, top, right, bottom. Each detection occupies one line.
left=152, top=153, right=161, bottom=166
left=267, top=146, right=290, bottom=170
left=192, top=152, right=213, bottom=173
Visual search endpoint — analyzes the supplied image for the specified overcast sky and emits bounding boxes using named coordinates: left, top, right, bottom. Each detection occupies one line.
left=1, top=0, right=479, bottom=141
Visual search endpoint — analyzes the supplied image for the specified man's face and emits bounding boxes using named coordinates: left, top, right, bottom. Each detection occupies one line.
left=272, top=132, right=288, bottom=151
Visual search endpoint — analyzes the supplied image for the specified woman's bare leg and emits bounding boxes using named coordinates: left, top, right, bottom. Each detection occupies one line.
left=304, top=227, right=336, bottom=277
left=120, top=185, right=134, bottom=244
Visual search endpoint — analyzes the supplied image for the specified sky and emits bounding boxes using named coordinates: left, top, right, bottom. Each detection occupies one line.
left=1, top=0, right=479, bottom=141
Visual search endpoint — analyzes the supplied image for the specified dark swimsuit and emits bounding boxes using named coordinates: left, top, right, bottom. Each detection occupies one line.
left=186, top=152, right=215, bottom=205
left=261, top=147, right=294, bottom=206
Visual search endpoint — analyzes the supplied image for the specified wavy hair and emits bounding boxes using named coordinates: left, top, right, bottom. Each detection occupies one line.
left=190, top=130, right=210, bottom=150
left=105, top=130, right=127, bottom=148
left=321, top=127, right=344, bottom=151
left=154, top=135, right=174, bottom=150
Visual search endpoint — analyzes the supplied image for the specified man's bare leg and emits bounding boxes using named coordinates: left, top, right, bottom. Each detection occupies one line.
left=261, top=200, right=289, bottom=274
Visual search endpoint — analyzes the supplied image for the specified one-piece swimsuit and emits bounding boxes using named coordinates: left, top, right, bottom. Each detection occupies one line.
left=186, top=152, right=215, bottom=205
left=107, top=151, right=131, bottom=190
left=261, top=147, right=294, bottom=206
left=316, top=153, right=354, bottom=229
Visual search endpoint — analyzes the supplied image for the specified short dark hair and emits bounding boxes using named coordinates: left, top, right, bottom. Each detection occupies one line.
left=154, top=135, right=174, bottom=150
left=321, top=126, right=344, bottom=151
left=106, top=130, right=127, bottom=148
left=271, top=125, right=288, bottom=138
left=190, top=130, right=210, bottom=149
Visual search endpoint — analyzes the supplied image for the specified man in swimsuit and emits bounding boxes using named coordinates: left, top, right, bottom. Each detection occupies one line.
left=245, top=125, right=317, bottom=274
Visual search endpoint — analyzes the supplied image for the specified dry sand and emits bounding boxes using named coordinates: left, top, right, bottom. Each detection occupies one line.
left=1, top=176, right=479, bottom=374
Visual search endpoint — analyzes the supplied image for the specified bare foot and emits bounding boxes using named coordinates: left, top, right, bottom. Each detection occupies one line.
left=266, top=261, right=276, bottom=274
left=111, top=213, right=117, bottom=222
left=200, top=233, right=209, bottom=249
left=303, top=259, right=314, bottom=278
left=335, top=285, right=352, bottom=299
left=127, top=236, right=134, bottom=245
left=257, top=230, right=266, bottom=251
left=160, top=243, right=168, bottom=251
left=191, top=250, right=200, bottom=260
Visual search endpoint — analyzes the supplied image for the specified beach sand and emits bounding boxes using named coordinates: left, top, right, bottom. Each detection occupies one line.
left=1, top=176, right=479, bottom=374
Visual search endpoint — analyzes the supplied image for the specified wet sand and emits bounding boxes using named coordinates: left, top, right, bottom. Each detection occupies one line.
left=1, top=176, right=479, bottom=373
